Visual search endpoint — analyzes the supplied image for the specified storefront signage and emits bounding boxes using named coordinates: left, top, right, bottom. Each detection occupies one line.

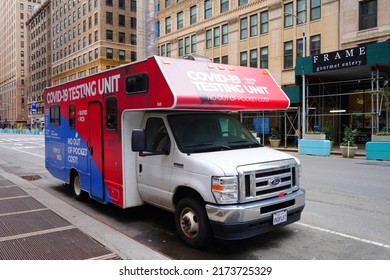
left=313, top=46, right=367, bottom=72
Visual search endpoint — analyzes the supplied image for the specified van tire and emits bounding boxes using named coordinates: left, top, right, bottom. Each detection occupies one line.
left=71, top=172, right=88, bottom=201
left=175, top=197, right=212, bottom=248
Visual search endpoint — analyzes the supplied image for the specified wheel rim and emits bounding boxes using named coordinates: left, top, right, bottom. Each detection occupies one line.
left=180, top=207, right=199, bottom=239
left=74, top=176, right=81, bottom=196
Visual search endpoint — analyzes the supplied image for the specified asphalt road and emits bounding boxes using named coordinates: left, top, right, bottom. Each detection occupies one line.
left=0, top=133, right=389, bottom=259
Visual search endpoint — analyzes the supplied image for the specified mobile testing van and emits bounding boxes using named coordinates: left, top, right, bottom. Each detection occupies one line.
left=44, top=56, right=305, bottom=248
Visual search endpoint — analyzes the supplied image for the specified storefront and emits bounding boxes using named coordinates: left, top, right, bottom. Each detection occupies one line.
left=291, top=41, right=390, bottom=144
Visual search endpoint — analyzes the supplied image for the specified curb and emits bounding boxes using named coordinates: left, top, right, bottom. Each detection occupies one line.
left=0, top=169, right=170, bottom=260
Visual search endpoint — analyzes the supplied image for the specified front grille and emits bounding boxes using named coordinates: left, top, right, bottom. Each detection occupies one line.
left=238, top=159, right=300, bottom=203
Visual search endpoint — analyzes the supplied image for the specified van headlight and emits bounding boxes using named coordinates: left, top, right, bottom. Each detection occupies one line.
left=211, top=176, right=238, bottom=204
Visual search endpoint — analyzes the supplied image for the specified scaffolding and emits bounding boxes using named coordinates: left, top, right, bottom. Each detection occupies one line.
left=303, top=70, right=390, bottom=143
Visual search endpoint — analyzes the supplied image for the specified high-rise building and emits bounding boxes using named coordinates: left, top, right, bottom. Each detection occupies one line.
left=50, top=0, right=137, bottom=86
left=27, top=0, right=51, bottom=129
left=0, top=0, right=44, bottom=128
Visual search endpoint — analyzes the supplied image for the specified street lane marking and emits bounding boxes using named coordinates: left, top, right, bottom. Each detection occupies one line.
left=0, top=144, right=44, bottom=158
left=298, top=222, right=390, bottom=250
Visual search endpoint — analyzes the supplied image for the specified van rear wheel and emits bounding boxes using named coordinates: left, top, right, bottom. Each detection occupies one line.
left=175, top=197, right=212, bottom=248
left=71, top=172, right=88, bottom=201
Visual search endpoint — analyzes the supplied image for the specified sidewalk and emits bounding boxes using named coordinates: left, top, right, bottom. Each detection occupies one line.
left=0, top=169, right=169, bottom=260
left=275, top=144, right=367, bottom=157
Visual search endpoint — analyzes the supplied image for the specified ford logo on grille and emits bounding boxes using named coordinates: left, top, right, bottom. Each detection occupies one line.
left=269, top=178, right=281, bottom=186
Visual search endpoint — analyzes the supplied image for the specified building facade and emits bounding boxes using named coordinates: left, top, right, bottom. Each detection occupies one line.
left=298, top=0, right=390, bottom=143
left=27, top=0, right=52, bottom=128
left=156, top=0, right=390, bottom=144
left=156, top=0, right=339, bottom=89
left=50, top=0, right=138, bottom=86
left=0, top=0, right=43, bottom=128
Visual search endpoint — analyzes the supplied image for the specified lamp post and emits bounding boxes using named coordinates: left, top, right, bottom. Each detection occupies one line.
left=284, top=12, right=306, bottom=139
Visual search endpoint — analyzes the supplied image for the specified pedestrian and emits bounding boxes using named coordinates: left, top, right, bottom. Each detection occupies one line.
left=293, top=129, right=299, bottom=147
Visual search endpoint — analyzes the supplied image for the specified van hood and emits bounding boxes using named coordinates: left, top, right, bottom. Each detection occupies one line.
left=186, top=146, right=298, bottom=175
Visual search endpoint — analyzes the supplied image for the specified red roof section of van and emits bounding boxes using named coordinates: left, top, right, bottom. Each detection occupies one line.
left=155, top=56, right=290, bottom=111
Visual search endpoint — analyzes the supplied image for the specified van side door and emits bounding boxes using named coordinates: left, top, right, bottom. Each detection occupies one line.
left=136, top=117, right=173, bottom=209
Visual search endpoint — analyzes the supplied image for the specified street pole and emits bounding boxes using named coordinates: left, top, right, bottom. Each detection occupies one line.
left=284, top=12, right=306, bottom=139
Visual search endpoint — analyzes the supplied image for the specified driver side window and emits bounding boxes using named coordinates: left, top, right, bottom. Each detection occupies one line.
left=145, top=118, right=171, bottom=154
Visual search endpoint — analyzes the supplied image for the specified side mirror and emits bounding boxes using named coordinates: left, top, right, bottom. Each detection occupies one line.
left=131, top=129, right=146, bottom=152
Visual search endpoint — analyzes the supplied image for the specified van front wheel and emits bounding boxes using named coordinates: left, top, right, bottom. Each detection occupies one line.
left=175, top=197, right=212, bottom=248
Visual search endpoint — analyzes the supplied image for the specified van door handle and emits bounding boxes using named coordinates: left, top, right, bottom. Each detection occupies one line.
left=89, top=146, right=93, bottom=156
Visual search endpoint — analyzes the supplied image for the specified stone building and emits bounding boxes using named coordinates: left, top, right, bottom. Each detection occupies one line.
left=0, top=0, right=44, bottom=128
left=156, top=0, right=390, bottom=144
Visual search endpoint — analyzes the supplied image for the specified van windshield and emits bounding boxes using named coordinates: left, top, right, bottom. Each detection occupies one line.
left=168, top=113, right=261, bottom=153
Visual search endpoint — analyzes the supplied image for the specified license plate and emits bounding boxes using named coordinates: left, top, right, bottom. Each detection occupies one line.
left=273, top=210, right=287, bottom=225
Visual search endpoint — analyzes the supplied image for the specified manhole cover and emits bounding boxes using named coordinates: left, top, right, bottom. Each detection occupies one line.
left=20, top=175, right=42, bottom=181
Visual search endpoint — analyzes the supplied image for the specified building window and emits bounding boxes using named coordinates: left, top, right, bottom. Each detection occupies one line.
left=250, top=14, right=258, bottom=37
left=106, top=48, right=113, bottom=59
left=250, top=49, right=258, bottom=68
left=131, top=0, right=137, bottom=12
left=240, top=51, right=247, bottom=66
left=106, top=0, right=113, bottom=6
left=191, top=35, right=197, bottom=53
left=165, top=0, right=171, bottom=8
left=310, top=0, right=321, bottom=21
left=206, top=29, right=212, bottom=49
left=220, top=0, right=229, bottom=13
left=310, top=35, right=321, bottom=55
left=359, top=0, right=377, bottom=30
left=131, top=51, right=137, bottom=61
left=166, top=43, right=171, bottom=57
left=165, top=17, right=171, bottom=34
left=204, top=0, right=212, bottom=19
left=131, top=34, right=137, bottom=45
left=284, top=41, right=293, bottom=69
left=119, top=0, right=125, bottom=9
left=297, top=0, right=307, bottom=24
left=260, top=47, right=268, bottom=69
left=106, top=12, right=113, bottom=24
left=240, top=18, right=248, bottom=40
left=214, top=27, right=220, bottom=47
left=177, top=11, right=184, bottom=29
left=106, top=30, right=113, bottom=41
left=238, top=0, right=248, bottom=6
left=119, top=14, right=125, bottom=26
left=131, top=17, right=137, bottom=29
left=222, top=24, right=228, bottom=45
left=190, top=6, right=197, bottom=24
left=185, top=37, right=190, bottom=55
left=119, top=32, right=126, bottom=43
left=284, top=2, right=293, bottom=28
left=260, top=11, right=268, bottom=34
left=178, top=39, right=184, bottom=56
left=119, top=50, right=125, bottom=61
left=221, top=55, right=228, bottom=64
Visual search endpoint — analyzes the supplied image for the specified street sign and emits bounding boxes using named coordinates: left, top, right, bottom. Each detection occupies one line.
left=31, top=102, right=36, bottom=112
